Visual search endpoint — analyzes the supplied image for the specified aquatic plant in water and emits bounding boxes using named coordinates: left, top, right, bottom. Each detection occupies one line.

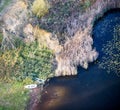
left=98, top=25, right=120, bottom=75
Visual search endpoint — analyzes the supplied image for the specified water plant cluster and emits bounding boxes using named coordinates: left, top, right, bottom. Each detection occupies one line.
left=98, top=25, right=120, bottom=75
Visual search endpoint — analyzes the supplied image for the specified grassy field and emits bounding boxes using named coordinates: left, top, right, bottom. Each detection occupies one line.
left=0, top=82, right=29, bottom=110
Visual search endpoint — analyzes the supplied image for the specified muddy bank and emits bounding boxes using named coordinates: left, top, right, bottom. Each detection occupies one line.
left=26, top=88, right=41, bottom=110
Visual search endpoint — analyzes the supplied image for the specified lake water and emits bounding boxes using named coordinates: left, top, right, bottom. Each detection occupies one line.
left=37, top=9, right=120, bottom=110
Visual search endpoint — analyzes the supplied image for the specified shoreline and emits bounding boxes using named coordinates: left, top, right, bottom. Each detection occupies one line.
left=55, top=0, right=120, bottom=76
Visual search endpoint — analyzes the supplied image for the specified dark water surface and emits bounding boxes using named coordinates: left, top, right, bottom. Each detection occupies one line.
left=37, top=9, right=120, bottom=110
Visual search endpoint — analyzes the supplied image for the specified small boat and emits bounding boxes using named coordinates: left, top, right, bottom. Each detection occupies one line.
left=24, top=84, right=37, bottom=89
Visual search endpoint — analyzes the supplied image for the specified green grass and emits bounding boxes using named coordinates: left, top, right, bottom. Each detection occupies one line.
left=0, top=82, right=29, bottom=110
left=0, top=0, right=12, bottom=12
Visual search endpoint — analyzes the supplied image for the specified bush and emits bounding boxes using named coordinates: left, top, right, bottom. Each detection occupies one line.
left=18, top=41, right=54, bottom=80
left=0, top=48, right=21, bottom=82
left=32, top=0, right=50, bottom=18
left=0, top=39, right=53, bottom=82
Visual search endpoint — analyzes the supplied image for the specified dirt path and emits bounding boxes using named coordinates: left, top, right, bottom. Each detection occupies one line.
left=26, top=86, right=43, bottom=110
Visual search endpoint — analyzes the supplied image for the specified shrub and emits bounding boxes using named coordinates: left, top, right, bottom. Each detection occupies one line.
left=0, top=39, right=53, bottom=82
left=18, top=41, right=54, bottom=80
left=0, top=48, right=21, bottom=82
left=32, top=0, right=50, bottom=18
left=83, top=0, right=91, bottom=9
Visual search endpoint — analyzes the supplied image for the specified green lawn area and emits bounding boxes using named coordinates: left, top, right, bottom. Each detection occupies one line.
left=0, top=82, right=29, bottom=110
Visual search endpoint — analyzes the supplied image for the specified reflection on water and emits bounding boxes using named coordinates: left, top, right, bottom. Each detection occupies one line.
left=38, top=66, right=120, bottom=110
left=37, top=9, right=120, bottom=110
left=40, top=86, right=69, bottom=109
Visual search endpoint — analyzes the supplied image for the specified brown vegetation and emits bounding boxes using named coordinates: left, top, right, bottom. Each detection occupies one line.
left=55, top=0, right=120, bottom=76
left=55, top=28, right=98, bottom=76
left=0, top=0, right=120, bottom=77
left=33, top=26, right=63, bottom=53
